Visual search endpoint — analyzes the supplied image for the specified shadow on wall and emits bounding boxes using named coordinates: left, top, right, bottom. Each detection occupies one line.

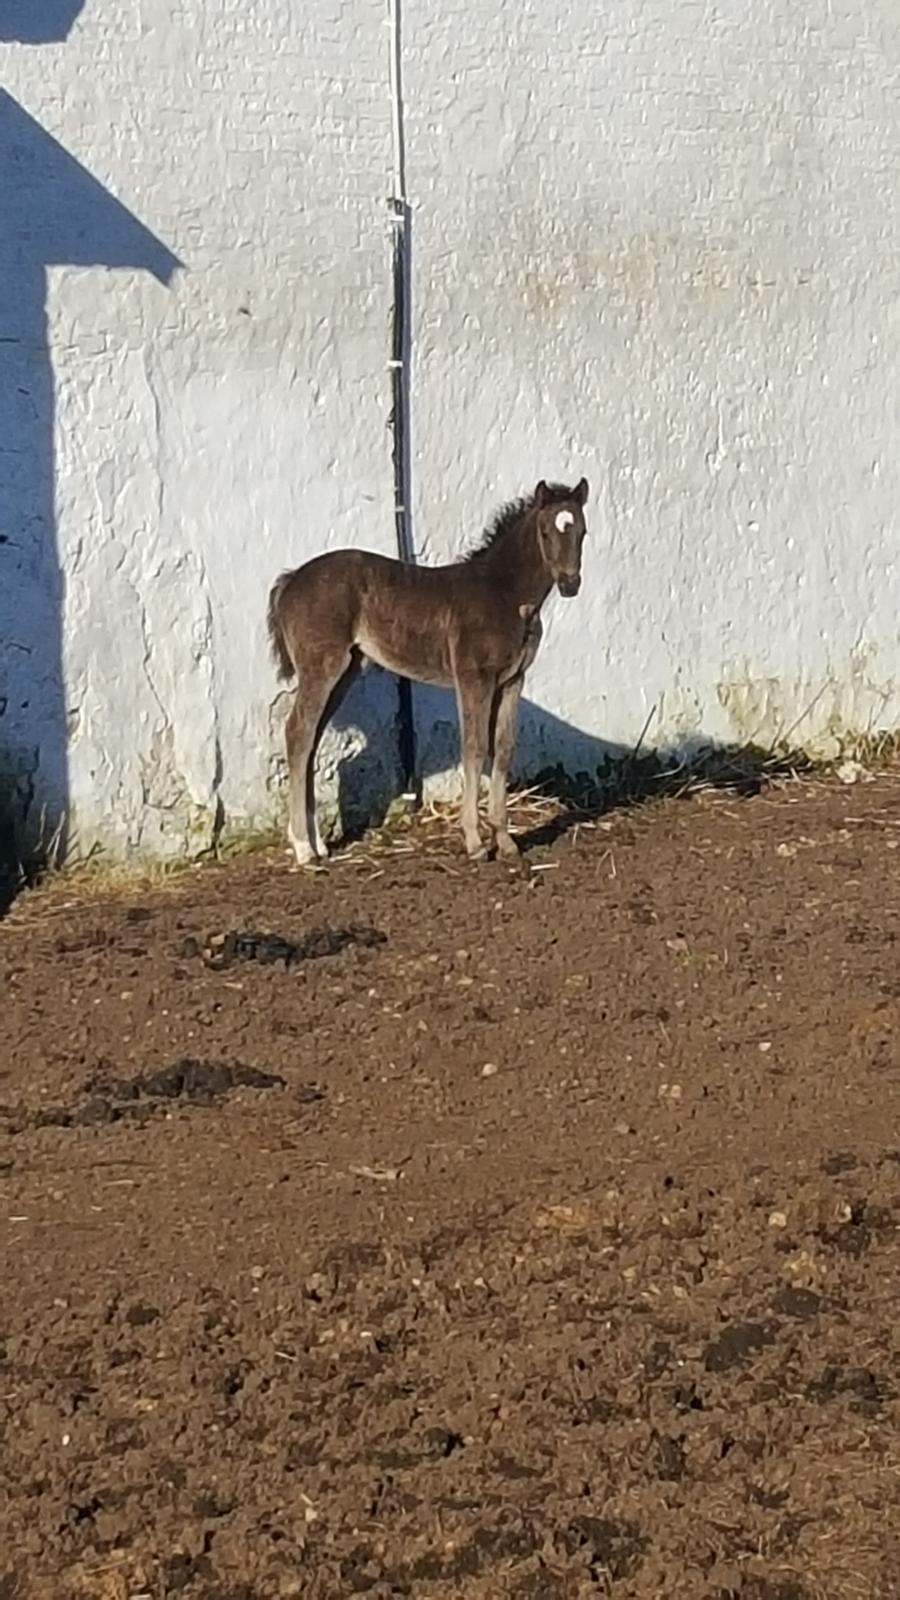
left=0, top=26, right=180, bottom=879
left=0, top=0, right=85, bottom=42
left=305, top=673, right=620, bottom=841
left=323, top=673, right=777, bottom=848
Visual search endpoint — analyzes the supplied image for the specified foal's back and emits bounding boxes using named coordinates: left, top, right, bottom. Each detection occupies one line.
left=270, top=546, right=519, bottom=688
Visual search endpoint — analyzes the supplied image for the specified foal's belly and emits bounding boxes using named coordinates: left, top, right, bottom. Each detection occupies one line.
left=356, top=626, right=454, bottom=689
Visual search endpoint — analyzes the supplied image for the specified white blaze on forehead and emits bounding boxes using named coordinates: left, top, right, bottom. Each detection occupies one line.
left=554, top=510, right=575, bottom=532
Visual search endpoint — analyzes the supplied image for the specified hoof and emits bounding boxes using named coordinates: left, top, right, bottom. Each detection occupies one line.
left=288, top=833, right=320, bottom=868
left=466, top=842, right=489, bottom=862
left=494, top=832, right=521, bottom=862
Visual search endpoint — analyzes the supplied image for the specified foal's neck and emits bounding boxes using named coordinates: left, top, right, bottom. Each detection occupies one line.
left=488, top=512, right=551, bottom=609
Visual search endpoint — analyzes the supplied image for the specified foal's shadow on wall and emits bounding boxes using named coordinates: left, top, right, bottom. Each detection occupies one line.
left=327, top=675, right=789, bottom=854
left=323, top=676, right=621, bottom=845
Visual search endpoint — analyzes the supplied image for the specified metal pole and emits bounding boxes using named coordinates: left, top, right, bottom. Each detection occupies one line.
left=387, top=0, right=417, bottom=795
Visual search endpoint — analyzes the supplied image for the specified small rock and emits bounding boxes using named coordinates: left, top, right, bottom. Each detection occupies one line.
left=836, top=758, right=871, bottom=786
left=784, top=1249, right=821, bottom=1286
left=769, top=1210, right=788, bottom=1230
left=481, top=1062, right=499, bottom=1078
left=613, top=1119, right=633, bottom=1136
left=249, top=1265, right=265, bottom=1281
left=705, top=1320, right=774, bottom=1372
left=774, top=1284, right=822, bottom=1319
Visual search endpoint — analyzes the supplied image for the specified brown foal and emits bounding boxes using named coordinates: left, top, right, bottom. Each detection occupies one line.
left=267, top=478, right=589, bottom=864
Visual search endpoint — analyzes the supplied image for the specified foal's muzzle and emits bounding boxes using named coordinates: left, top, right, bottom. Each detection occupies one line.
left=557, top=576, right=581, bottom=598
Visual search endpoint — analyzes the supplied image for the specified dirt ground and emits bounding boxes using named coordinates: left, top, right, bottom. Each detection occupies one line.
left=1, top=773, right=899, bottom=1600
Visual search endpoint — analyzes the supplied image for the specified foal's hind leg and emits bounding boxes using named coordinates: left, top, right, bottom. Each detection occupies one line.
left=284, top=650, right=358, bottom=866
left=488, top=677, right=524, bottom=861
left=285, top=693, right=321, bottom=866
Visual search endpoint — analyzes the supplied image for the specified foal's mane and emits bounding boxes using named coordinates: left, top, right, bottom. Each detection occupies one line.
left=462, top=483, right=573, bottom=563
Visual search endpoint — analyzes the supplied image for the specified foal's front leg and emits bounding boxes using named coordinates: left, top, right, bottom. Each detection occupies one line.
left=488, top=677, right=524, bottom=861
left=456, top=674, right=493, bottom=860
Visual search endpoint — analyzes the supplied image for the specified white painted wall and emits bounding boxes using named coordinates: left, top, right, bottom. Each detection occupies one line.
left=1, top=0, right=898, bottom=863
left=1, top=0, right=400, bottom=863
left=406, top=0, right=900, bottom=784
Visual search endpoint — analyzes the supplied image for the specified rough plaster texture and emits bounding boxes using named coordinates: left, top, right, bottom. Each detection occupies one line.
left=405, top=0, right=900, bottom=790
left=1, top=0, right=899, bottom=863
left=1, top=0, right=400, bottom=863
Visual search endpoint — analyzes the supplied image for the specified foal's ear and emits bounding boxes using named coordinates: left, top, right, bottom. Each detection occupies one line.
left=534, top=480, right=550, bottom=507
left=573, top=477, right=589, bottom=507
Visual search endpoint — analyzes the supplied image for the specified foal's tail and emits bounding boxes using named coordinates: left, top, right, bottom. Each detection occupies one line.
left=266, top=571, right=296, bottom=683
